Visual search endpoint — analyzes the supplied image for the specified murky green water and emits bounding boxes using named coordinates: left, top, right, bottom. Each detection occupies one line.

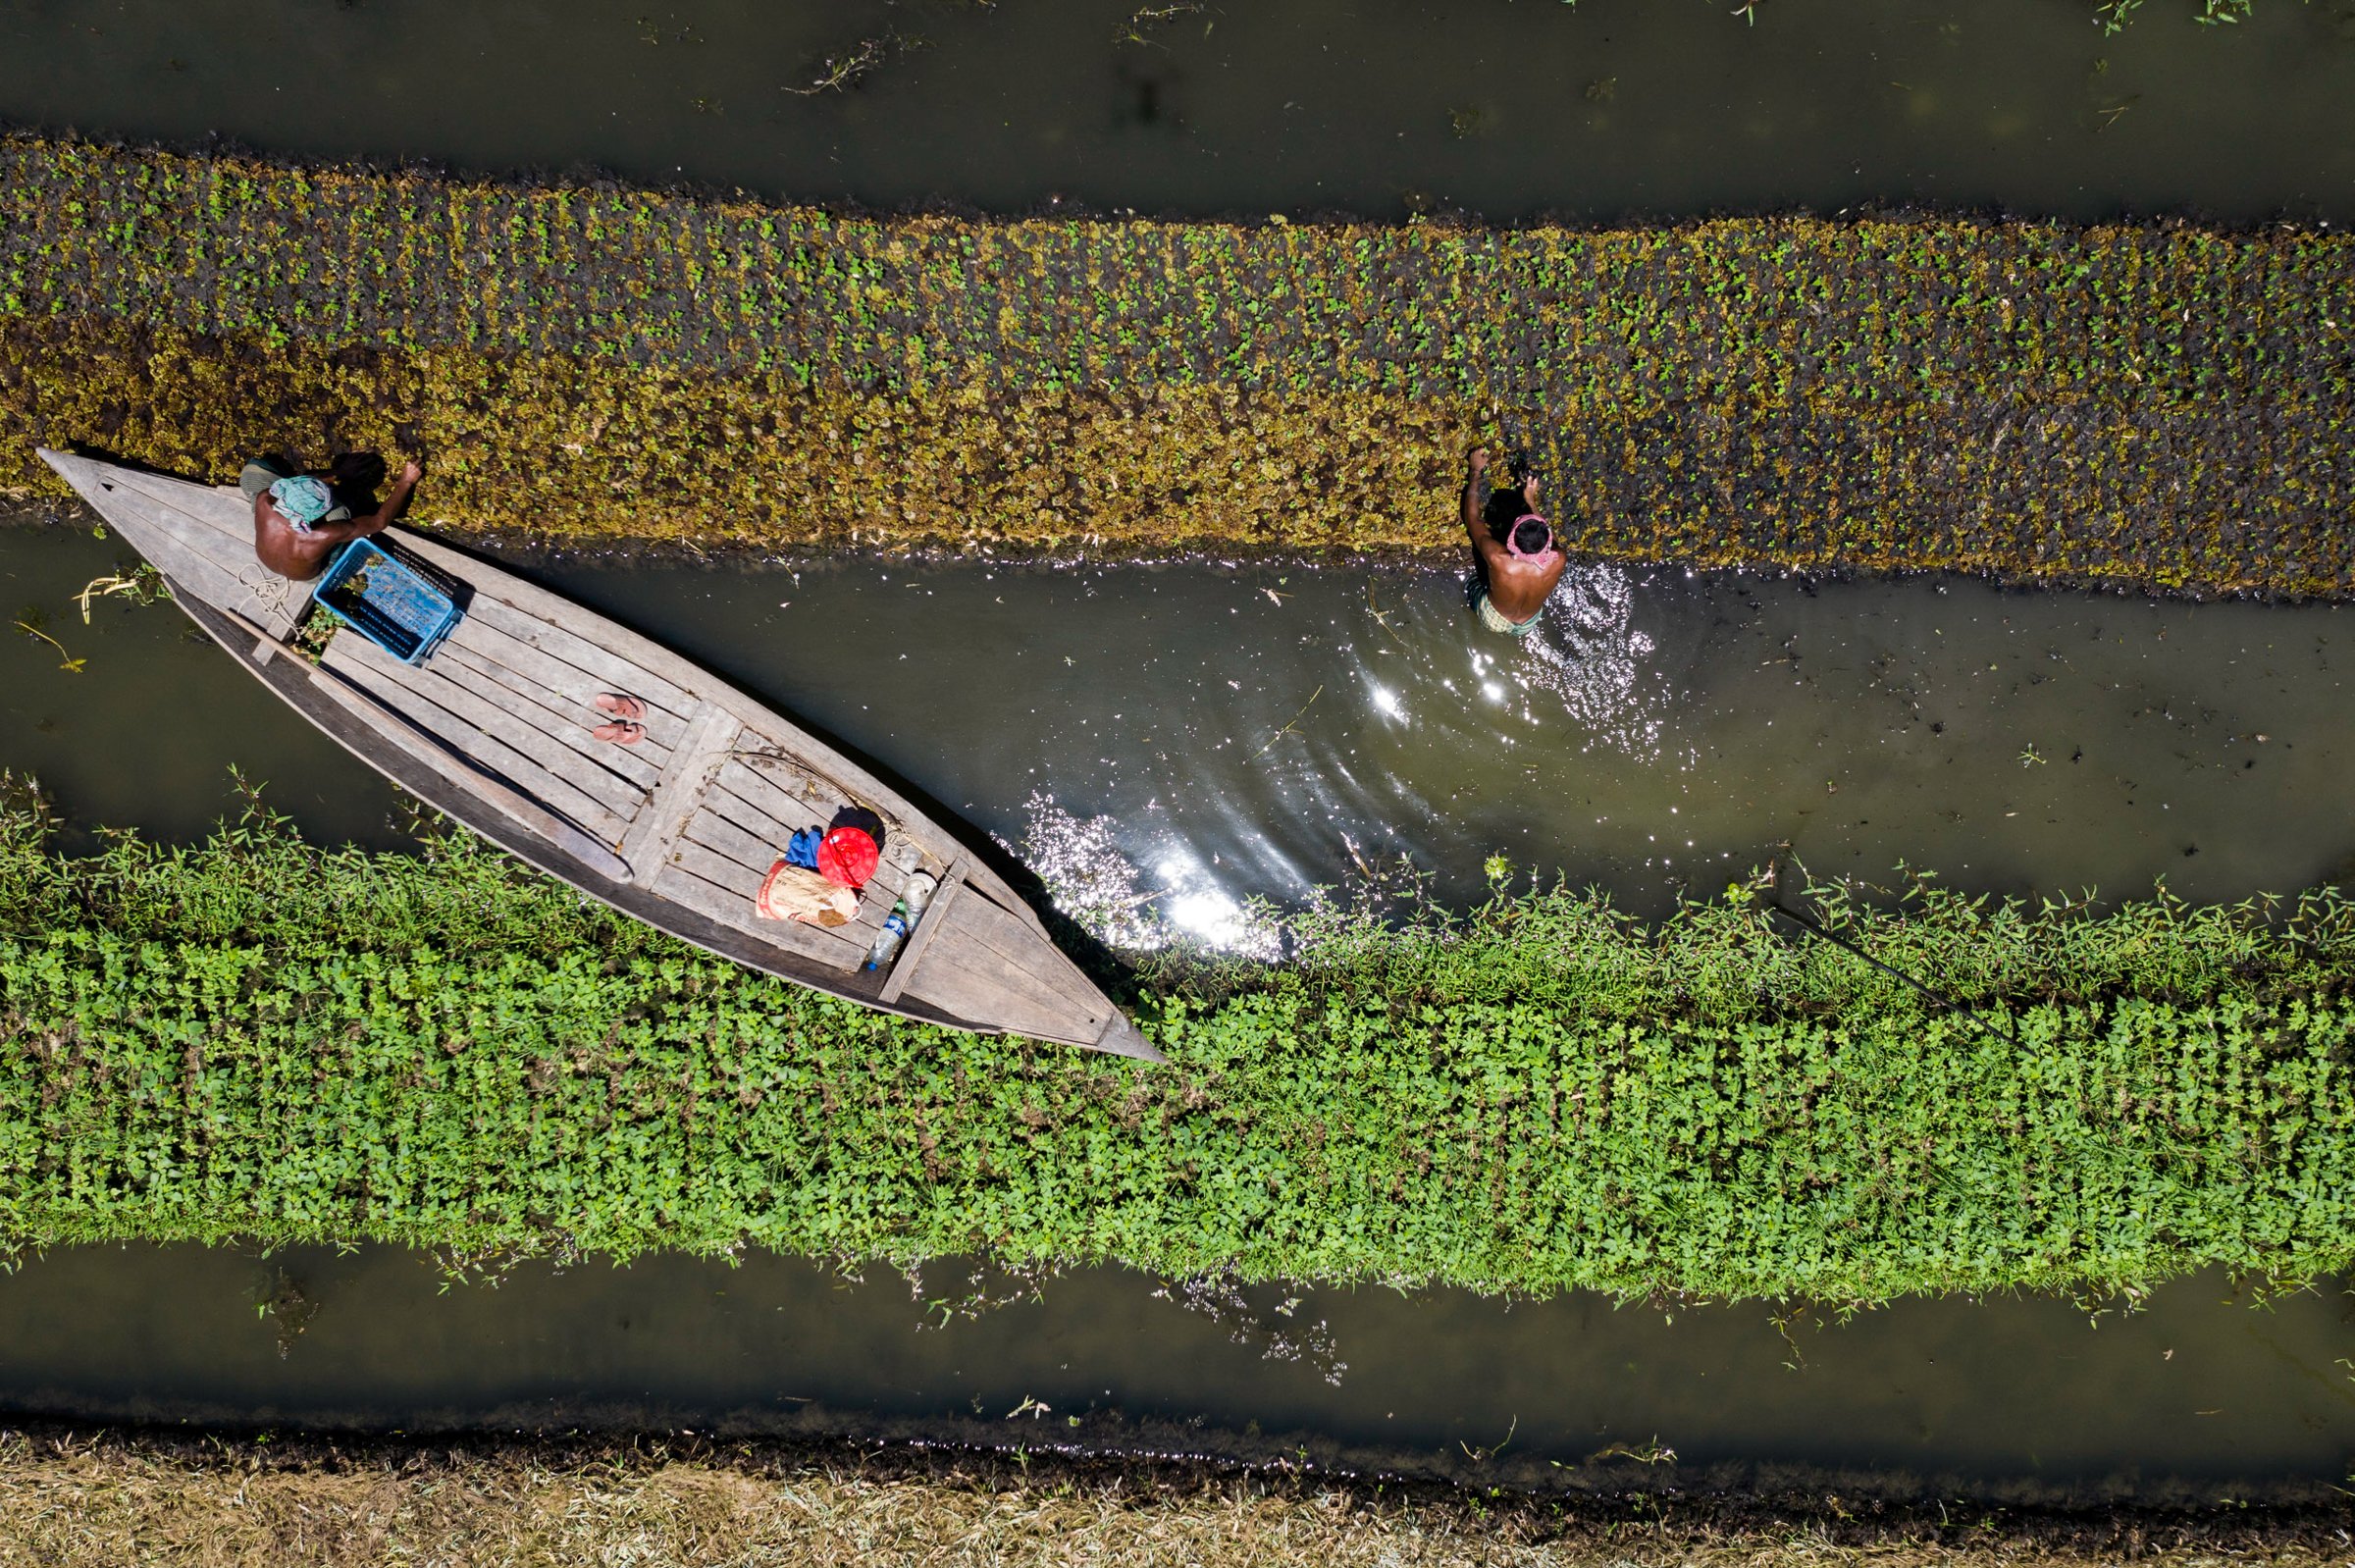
left=5, top=522, right=2348, bottom=921
left=0, top=1244, right=2347, bottom=1495
left=1, top=0, right=2351, bottom=223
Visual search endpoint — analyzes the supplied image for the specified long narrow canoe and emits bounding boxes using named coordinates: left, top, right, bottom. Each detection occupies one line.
left=40, top=450, right=1160, bottom=1062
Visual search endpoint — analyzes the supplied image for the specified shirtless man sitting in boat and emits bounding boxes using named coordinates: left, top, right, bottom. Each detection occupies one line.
left=1463, top=446, right=1566, bottom=639
left=245, top=452, right=424, bottom=581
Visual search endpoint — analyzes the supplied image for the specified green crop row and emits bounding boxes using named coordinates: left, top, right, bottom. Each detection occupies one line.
left=3, top=779, right=2351, bottom=1302
left=0, top=135, right=2351, bottom=593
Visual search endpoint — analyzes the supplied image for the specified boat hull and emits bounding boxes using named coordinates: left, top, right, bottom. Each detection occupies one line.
left=38, top=450, right=1161, bottom=1063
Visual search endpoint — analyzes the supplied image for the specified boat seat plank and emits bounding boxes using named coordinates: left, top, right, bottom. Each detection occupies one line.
left=714, top=757, right=947, bottom=885
left=431, top=639, right=670, bottom=788
left=452, top=591, right=699, bottom=719
left=443, top=611, right=697, bottom=735
left=332, top=633, right=654, bottom=818
left=653, top=845, right=866, bottom=971
left=877, top=861, right=967, bottom=1006
left=614, top=706, right=743, bottom=882
left=321, top=642, right=632, bottom=845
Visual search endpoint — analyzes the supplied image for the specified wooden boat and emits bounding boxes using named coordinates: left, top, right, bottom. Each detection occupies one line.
left=38, top=450, right=1160, bottom=1061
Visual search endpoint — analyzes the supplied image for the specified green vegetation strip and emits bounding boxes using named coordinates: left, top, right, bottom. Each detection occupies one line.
left=3, top=136, right=2352, bottom=592
left=3, top=787, right=2351, bottom=1300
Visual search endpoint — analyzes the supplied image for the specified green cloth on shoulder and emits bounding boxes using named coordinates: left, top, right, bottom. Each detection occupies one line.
left=237, top=457, right=354, bottom=524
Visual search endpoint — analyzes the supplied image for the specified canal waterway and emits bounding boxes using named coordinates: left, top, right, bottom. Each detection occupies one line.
left=3, top=520, right=2349, bottom=923
left=1, top=0, right=2351, bottom=225
left=0, top=1245, right=2347, bottom=1496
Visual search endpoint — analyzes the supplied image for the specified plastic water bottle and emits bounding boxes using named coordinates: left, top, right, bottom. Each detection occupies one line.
left=864, top=901, right=910, bottom=971
left=863, top=873, right=943, bottom=973
left=903, top=871, right=938, bottom=921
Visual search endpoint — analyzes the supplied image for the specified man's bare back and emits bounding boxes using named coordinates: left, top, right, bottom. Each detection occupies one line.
left=252, top=457, right=424, bottom=580
left=1463, top=447, right=1565, bottom=634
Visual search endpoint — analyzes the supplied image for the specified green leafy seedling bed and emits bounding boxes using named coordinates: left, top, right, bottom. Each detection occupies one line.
left=1, top=136, right=2351, bottom=594
left=2, top=785, right=2350, bottom=1302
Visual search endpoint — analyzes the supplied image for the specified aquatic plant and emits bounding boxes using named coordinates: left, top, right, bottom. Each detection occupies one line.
left=2093, top=0, right=2257, bottom=32
left=1, top=786, right=2350, bottom=1303
left=1, top=135, right=2351, bottom=596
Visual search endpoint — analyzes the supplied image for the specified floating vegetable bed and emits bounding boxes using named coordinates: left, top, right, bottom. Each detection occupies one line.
left=0, top=137, right=2350, bottom=594
left=3, top=792, right=2350, bottom=1300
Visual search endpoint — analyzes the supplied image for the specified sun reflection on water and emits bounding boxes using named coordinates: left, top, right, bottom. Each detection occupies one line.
left=1357, top=563, right=1673, bottom=760
left=1010, top=792, right=1282, bottom=958
left=1007, top=563, right=1675, bottom=949
left=1506, top=564, right=1671, bottom=757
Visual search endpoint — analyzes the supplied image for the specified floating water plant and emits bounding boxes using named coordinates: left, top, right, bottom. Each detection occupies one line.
left=11, top=611, right=83, bottom=672
left=0, top=135, right=2350, bottom=595
left=2, top=785, right=2351, bottom=1302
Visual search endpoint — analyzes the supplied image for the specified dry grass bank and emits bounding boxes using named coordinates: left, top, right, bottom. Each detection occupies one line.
left=0, top=1431, right=2342, bottom=1568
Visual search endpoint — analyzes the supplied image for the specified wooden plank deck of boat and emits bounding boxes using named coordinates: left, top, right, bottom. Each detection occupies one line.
left=38, top=450, right=1158, bottom=1062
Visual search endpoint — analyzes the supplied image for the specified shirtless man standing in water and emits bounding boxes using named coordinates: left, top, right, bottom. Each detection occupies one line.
left=1464, top=447, right=1566, bottom=638
left=247, top=454, right=424, bottom=580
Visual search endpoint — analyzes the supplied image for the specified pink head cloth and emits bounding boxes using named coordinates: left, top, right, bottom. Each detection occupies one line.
left=1504, top=513, right=1553, bottom=558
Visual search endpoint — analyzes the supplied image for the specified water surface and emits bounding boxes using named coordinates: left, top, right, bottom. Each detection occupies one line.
left=2, top=0, right=2351, bottom=223
left=0, top=1245, right=2347, bottom=1495
left=3, top=523, right=2347, bottom=922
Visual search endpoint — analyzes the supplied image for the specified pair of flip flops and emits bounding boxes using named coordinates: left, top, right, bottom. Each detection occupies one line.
left=592, top=692, right=646, bottom=745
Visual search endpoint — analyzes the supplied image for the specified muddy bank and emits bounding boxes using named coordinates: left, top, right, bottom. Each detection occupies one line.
left=1, top=1425, right=2348, bottom=1568
left=4, top=136, right=2352, bottom=596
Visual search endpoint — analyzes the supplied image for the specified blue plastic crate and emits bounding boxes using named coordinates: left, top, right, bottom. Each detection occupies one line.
left=311, top=539, right=465, bottom=665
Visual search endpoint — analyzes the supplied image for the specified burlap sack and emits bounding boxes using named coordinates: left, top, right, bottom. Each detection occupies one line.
left=757, top=861, right=861, bottom=926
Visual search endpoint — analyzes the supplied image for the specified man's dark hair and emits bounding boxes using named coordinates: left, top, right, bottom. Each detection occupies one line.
left=1511, top=517, right=1552, bottom=555
left=328, top=451, right=388, bottom=492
